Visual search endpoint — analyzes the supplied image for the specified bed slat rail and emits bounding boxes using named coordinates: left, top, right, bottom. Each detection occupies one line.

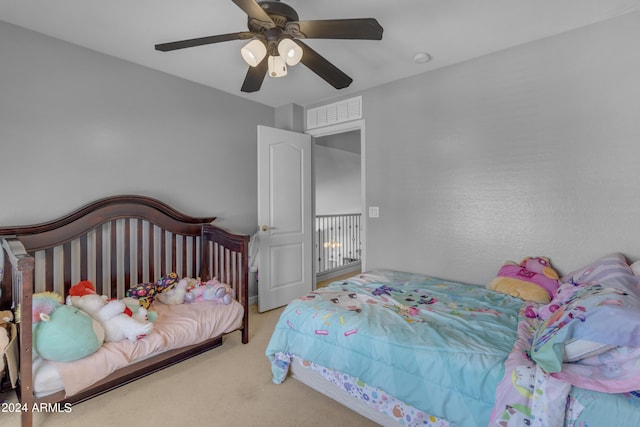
left=21, top=220, right=204, bottom=299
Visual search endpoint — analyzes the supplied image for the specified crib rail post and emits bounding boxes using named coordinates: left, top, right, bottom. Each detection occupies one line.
left=201, top=224, right=249, bottom=344
left=1, top=237, right=35, bottom=427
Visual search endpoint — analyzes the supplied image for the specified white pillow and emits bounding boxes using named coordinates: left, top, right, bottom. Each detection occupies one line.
left=631, top=259, right=640, bottom=276
left=563, top=338, right=615, bottom=362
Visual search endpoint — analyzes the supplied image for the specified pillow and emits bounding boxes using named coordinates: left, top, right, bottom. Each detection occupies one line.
left=631, top=259, right=640, bottom=276
left=531, top=278, right=640, bottom=373
left=561, top=253, right=640, bottom=294
left=536, top=253, right=640, bottom=366
left=552, top=345, right=640, bottom=393
left=562, top=338, right=614, bottom=362
left=33, top=304, right=105, bottom=362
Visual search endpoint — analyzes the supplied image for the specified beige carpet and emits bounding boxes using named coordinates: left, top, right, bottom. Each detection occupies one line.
left=1, top=305, right=378, bottom=427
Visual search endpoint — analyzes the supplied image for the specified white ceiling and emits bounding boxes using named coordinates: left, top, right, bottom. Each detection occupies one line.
left=1, top=0, right=639, bottom=108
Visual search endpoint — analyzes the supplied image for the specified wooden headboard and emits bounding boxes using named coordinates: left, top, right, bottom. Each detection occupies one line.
left=0, top=194, right=249, bottom=336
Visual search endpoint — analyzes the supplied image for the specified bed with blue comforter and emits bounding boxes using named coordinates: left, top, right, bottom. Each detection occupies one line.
left=266, top=264, right=640, bottom=427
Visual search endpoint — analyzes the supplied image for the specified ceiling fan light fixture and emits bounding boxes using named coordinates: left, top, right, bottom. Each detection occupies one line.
left=241, top=39, right=267, bottom=67
left=277, top=38, right=303, bottom=66
left=154, top=1, right=383, bottom=93
left=268, top=55, right=288, bottom=77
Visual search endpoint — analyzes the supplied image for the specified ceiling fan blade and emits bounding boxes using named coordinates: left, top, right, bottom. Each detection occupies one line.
left=155, top=32, right=255, bottom=52
left=232, top=0, right=276, bottom=30
left=287, top=18, right=383, bottom=40
left=295, top=40, right=352, bottom=89
left=241, top=57, right=269, bottom=92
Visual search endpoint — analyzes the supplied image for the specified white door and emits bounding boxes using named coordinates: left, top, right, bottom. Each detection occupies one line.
left=257, top=125, right=312, bottom=312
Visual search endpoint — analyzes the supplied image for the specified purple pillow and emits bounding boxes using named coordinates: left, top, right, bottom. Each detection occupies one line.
left=561, top=253, right=640, bottom=294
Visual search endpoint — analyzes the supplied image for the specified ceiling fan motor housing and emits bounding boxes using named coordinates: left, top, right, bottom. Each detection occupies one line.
left=250, top=1, right=299, bottom=31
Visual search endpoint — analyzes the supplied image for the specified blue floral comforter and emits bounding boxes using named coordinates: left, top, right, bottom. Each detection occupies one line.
left=266, top=269, right=522, bottom=427
left=267, top=265, right=640, bottom=427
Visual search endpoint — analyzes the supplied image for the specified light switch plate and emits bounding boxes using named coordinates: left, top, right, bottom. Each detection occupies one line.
left=368, top=206, right=379, bottom=218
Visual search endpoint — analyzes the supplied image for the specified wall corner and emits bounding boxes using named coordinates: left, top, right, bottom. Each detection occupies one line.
left=274, top=103, right=304, bottom=132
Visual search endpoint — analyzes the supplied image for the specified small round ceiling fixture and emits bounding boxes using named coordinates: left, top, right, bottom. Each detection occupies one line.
left=413, top=52, right=432, bottom=64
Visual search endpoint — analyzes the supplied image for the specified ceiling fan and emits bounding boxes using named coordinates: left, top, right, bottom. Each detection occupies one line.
left=154, top=0, right=383, bottom=93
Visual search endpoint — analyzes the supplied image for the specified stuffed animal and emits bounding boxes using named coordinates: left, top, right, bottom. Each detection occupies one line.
left=1, top=310, right=13, bottom=373
left=125, top=282, right=157, bottom=309
left=69, top=280, right=96, bottom=297
left=156, top=278, right=188, bottom=305
left=183, top=282, right=206, bottom=304
left=67, top=281, right=153, bottom=342
left=183, top=278, right=206, bottom=303
left=126, top=272, right=180, bottom=308
left=487, top=256, right=560, bottom=303
left=184, top=278, right=233, bottom=304
left=122, top=297, right=158, bottom=323
left=0, top=310, right=12, bottom=331
left=183, top=277, right=202, bottom=292
left=156, top=272, right=180, bottom=293
left=32, top=292, right=105, bottom=362
left=203, top=282, right=233, bottom=305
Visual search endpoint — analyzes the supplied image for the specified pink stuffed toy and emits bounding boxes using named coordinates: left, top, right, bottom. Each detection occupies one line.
left=184, top=278, right=233, bottom=304
left=487, top=256, right=560, bottom=303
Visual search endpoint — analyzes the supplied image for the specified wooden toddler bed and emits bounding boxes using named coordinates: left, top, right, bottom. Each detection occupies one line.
left=0, top=195, right=249, bottom=427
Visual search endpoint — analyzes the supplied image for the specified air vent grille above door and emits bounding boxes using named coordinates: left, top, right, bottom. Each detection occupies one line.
left=306, top=96, right=362, bottom=130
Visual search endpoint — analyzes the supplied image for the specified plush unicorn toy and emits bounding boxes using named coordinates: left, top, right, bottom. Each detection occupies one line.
left=184, top=278, right=233, bottom=304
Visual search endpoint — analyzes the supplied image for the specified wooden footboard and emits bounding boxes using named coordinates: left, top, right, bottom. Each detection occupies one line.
left=0, top=195, right=249, bottom=427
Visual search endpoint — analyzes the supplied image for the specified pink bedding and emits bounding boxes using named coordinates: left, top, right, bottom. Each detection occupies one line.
left=50, top=300, right=244, bottom=396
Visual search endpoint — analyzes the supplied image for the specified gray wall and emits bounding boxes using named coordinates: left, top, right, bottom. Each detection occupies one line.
left=316, top=11, right=640, bottom=284
left=314, top=144, right=361, bottom=215
left=0, top=21, right=273, bottom=235
left=4, top=10, right=640, bottom=293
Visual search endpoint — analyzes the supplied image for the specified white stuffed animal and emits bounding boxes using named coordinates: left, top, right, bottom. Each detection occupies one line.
left=1, top=310, right=13, bottom=374
left=67, top=294, right=153, bottom=342
left=0, top=332, right=9, bottom=373
left=156, top=278, right=188, bottom=305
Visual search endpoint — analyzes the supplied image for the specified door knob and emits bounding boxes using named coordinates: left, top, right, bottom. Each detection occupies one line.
left=261, top=225, right=270, bottom=232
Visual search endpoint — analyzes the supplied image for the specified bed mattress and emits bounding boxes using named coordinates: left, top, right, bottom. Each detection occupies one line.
left=33, top=299, right=244, bottom=397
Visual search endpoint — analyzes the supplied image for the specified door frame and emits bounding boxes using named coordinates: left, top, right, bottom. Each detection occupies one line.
left=307, top=119, right=366, bottom=289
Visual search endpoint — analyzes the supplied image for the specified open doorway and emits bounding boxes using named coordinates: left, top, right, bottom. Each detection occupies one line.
left=308, top=120, right=365, bottom=288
